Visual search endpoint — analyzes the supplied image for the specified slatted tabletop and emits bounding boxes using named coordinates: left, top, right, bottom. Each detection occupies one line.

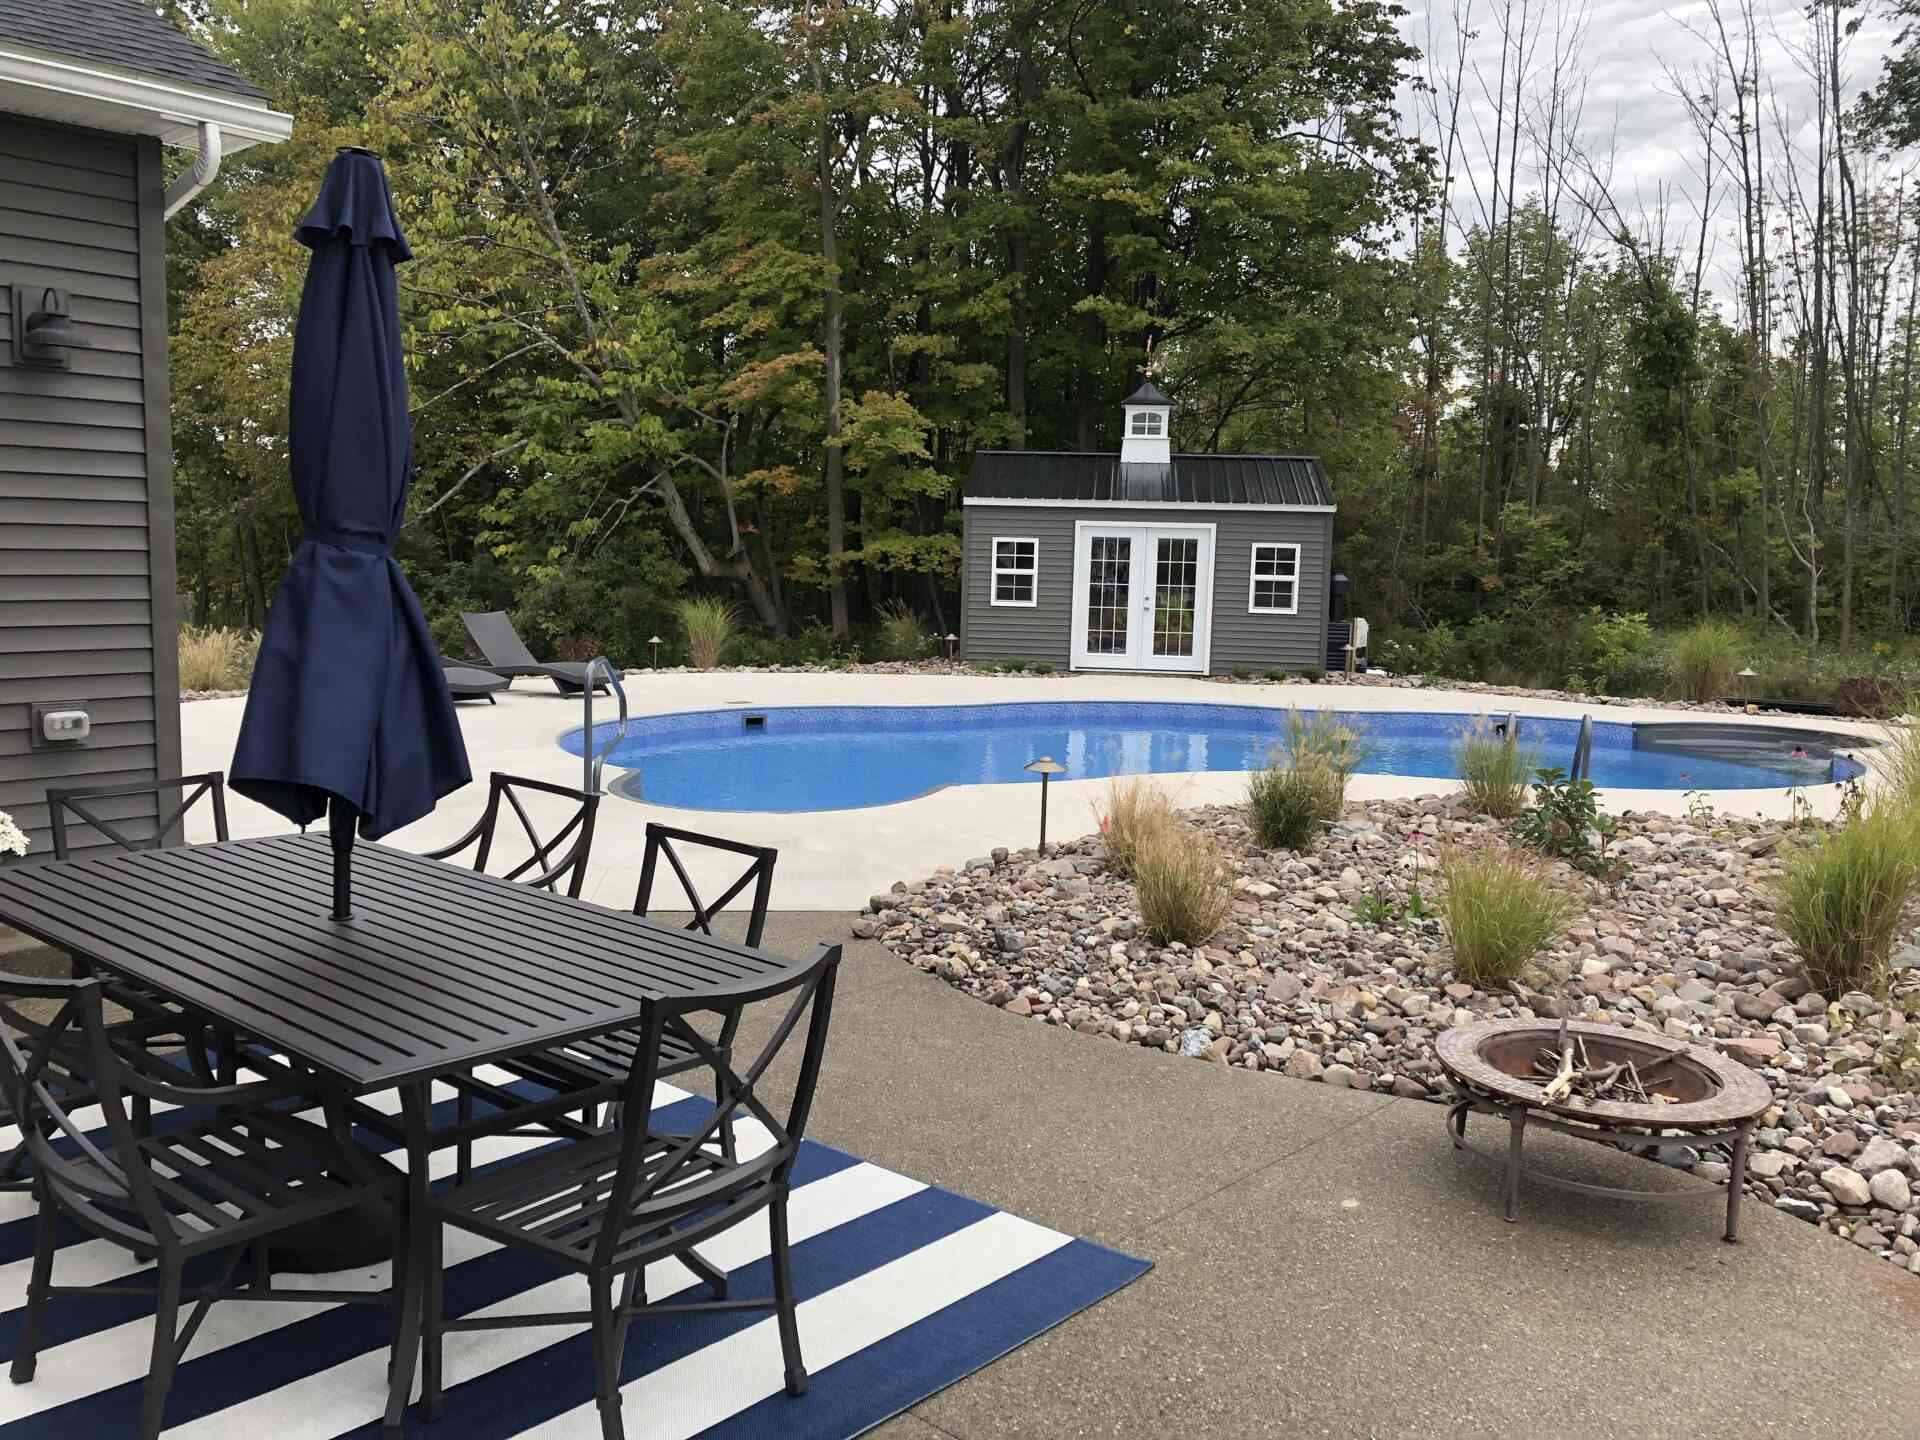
left=0, top=834, right=802, bottom=1092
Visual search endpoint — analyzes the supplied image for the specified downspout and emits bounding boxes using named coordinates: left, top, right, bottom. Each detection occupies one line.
left=162, top=121, right=222, bottom=220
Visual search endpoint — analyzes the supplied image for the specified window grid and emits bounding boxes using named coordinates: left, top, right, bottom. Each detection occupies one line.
left=991, top=537, right=1038, bottom=607
left=1249, top=543, right=1300, bottom=614
left=1128, top=410, right=1164, bottom=437
left=1084, top=535, right=1132, bottom=654
left=1152, top=537, right=1199, bottom=656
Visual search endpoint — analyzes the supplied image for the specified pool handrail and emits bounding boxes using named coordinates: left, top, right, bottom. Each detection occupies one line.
left=581, top=656, right=629, bottom=795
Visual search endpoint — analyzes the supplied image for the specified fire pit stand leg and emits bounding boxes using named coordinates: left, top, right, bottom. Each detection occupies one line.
left=1724, top=1120, right=1752, bottom=1244
left=1505, top=1105, right=1528, bottom=1223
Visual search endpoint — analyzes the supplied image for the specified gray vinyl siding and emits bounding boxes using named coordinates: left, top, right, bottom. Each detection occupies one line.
left=962, top=502, right=1332, bottom=675
left=0, top=116, right=181, bottom=860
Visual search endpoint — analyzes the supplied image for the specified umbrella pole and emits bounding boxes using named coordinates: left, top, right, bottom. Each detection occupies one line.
left=328, top=794, right=357, bottom=921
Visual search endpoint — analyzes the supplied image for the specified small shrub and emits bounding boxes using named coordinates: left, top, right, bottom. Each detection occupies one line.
left=1230, top=664, right=1253, bottom=681
left=1439, top=844, right=1579, bottom=986
left=1775, top=802, right=1920, bottom=998
left=1300, top=665, right=1326, bottom=682
left=1353, top=888, right=1398, bottom=927
left=1669, top=619, right=1743, bottom=702
left=1097, top=777, right=1177, bottom=878
left=1030, top=661, right=1055, bottom=675
left=1572, top=609, right=1663, bottom=696
left=1133, top=823, right=1234, bottom=945
left=178, top=627, right=257, bottom=691
left=677, top=596, right=738, bottom=670
left=875, top=601, right=929, bottom=661
left=1454, top=717, right=1535, bottom=819
left=1003, top=657, right=1029, bottom=673
left=1248, top=764, right=1339, bottom=850
left=1263, top=669, right=1288, bottom=682
left=1513, top=767, right=1618, bottom=874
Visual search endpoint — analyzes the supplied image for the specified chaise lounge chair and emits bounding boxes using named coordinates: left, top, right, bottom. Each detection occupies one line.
left=441, top=661, right=511, bottom=703
left=459, top=611, right=613, bottom=695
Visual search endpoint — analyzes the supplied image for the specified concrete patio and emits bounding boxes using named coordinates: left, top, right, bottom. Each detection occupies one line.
left=179, top=672, right=1879, bottom=912
left=749, top=914, right=1918, bottom=1440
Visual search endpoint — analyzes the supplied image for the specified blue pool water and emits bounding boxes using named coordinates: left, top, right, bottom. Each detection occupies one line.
left=559, top=703, right=1863, bottom=813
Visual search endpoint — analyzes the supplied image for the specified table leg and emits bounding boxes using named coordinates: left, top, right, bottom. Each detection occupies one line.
left=1505, top=1105, right=1528, bottom=1224
left=384, top=1082, right=430, bottom=1438
left=1725, top=1121, right=1751, bottom=1245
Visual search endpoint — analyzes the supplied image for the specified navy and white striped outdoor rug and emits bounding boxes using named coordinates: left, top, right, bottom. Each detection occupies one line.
left=0, top=1070, right=1149, bottom=1437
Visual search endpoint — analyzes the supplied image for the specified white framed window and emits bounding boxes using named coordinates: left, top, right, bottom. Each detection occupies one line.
left=1248, top=542, right=1300, bottom=614
left=991, top=536, right=1039, bottom=606
left=1129, top=409, right=1164, bottom=437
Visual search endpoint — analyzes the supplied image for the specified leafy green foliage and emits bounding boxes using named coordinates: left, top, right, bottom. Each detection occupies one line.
left=874, top=602, right=931, bottom=661
left=1512, top=768, right=1618, bottom=875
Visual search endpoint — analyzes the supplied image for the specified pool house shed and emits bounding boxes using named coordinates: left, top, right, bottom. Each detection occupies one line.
left=960, top=382, right=1347, bottom=675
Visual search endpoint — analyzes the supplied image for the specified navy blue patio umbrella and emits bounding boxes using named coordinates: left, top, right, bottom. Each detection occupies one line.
left=231, top=147, right=470, bottom=919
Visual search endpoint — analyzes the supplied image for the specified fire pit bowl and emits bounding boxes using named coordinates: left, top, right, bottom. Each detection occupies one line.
left=1435, top=1020, right=1773, bottom=1242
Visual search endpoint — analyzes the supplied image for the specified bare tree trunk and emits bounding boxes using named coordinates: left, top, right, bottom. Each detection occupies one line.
left=815, top=53, right=850, bottom=639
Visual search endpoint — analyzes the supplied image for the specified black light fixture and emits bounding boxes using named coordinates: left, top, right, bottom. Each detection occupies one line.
left=1024, top=755, right=1065, bottom=853
left=11, top=286, right=91, bottom=368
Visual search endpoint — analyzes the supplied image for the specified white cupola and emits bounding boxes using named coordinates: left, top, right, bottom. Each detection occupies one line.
left=1119, top=378, right=1172, bottom=465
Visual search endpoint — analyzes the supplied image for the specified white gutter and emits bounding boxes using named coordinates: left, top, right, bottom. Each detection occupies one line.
left=0, top=43, right=292, bottom=151
left=162, top=121, right=222, bottom=220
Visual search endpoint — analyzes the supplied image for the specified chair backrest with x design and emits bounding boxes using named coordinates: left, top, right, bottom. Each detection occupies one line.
left=595, top=942, right=841, bottom=1271
left=424, top=772, right=600, bottom=897
left=46, top=772, right=230, bottom=859
left=634, top=823, right=778, bottom=948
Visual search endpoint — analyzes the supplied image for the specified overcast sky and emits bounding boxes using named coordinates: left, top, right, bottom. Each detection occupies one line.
left=1399, top=0, right=1906, bottom=296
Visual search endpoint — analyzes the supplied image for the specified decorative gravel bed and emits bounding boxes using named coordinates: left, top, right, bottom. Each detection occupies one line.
left=861, top=795, right=1920, bottom=1275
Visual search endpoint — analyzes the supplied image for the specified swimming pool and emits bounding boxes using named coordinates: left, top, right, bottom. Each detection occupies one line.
left=559, top=702, right=1866, bottom=813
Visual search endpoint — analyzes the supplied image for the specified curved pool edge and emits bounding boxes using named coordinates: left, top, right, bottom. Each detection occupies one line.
left=555, top=700, right=1875, bottom=816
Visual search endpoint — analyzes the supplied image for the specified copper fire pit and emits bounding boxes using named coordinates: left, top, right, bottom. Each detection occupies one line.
left=1435, top=1020, right=1773, bottom=1241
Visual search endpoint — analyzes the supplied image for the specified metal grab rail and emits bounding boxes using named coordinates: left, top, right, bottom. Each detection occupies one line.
left=581, top=656, right=629, bottom=795
left=1570, top=713, right=1594, bottom=781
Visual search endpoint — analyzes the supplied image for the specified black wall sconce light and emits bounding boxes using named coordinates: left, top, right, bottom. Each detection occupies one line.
left=10, top=285, right=92, bottom=369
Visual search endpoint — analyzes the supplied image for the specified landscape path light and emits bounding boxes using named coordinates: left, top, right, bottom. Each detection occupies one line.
left=1024, top=755, right=1066, bottom=854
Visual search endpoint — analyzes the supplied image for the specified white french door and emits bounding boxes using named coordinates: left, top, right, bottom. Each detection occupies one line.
left=1069, top=522, right=1215, bottom=673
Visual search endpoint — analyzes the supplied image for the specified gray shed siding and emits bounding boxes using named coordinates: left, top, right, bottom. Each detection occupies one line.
left=961, top=502, right=1332, bottom=675
left=0, top=116, right=181, bottom=859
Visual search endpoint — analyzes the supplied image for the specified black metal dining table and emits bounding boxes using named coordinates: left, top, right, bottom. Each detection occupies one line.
left=0, top=831, right=810, bottom=1436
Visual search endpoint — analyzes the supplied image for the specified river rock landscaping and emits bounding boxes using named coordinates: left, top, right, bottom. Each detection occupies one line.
left=862, top=794, right=1920, bottom=1276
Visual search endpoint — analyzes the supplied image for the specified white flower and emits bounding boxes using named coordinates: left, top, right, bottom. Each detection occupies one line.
left=0, top=810, right=27, bottom=859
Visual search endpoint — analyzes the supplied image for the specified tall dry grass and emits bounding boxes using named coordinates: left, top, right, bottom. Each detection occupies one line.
left=1098, top=777, right=1177, bottom=878
left=1668, top=620, right=1742, bottom=702
left=1133, top=823, right=1234, bottom=945
left=1454, top=716, right=1535, bottom=819
left=178, top=627, right=257, bottom=691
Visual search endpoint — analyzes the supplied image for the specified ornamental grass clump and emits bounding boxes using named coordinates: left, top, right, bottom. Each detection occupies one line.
left=1669, top=619, right=1743, bottom=702
left=177, top=627, right=257, bottom=691
left=1439, top=844, right=1578, bottom=986
left=1098, top=776, right=1177, bottom=878
left=1246, top=710, right=1365, bottom=851
left=1133, top=823, right=1233, bottom=945
left=1453, top=717, right=1535, bottom=819
left=676, top=596, right=737, bottom=670
left=875, top=600, right=929, bottom=660
left=1875, top=702, right=1920, bottom=810
left=1775, top=800, right=1920, bottom=998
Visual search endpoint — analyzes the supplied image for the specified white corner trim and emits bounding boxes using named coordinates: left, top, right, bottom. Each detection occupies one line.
left=963, top=496, right=1334, bottom=513
left=1248, top=541, right=1302, bottom=615
left=0, top=44, right=293, bottom=149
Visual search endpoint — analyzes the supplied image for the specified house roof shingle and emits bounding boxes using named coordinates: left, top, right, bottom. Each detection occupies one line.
left=0, top=0, right=267, bottom=101
left=966, top=451, right=1335, bottom=508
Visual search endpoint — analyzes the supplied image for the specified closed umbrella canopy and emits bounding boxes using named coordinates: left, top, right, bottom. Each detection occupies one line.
left=231, top=148, right=469, bottom=848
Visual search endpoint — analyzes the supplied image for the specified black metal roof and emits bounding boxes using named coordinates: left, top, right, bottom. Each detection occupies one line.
left=966, top=451, right=1335, bottom=507
left=0, top=0, right=268, bottom=101
left=1124, top=379, right=1172, bottom=406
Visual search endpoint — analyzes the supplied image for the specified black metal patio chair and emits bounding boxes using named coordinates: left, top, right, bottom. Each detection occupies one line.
left=421, top=771, right=601, bottom=897
left=478, top=825, right=778, bottom=1179
left=0, top=972, right=411, bottom=1440
left=417, top=941, right=842, bottom=1437
left=45, top=771, right=246, bottom=1082
left=459, top=611, right=613, bottom=695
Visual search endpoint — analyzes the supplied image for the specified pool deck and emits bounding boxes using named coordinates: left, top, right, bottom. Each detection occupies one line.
left=179, top=672, right=1883, bottom=912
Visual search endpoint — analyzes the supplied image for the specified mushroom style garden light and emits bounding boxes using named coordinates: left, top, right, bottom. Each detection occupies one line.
left=1024, top=755, right=1066, bottom=853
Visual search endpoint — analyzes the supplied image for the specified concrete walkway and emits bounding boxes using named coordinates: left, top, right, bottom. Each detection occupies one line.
left=179, top=672, right=1879, bottom=911
left=748, top=914, right=1918, bottom=1440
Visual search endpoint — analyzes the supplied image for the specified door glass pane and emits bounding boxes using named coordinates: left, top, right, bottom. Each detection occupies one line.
left=1152, top=536, right=1199, bottom=656
left=1085, top=535, right=1132, bottom=655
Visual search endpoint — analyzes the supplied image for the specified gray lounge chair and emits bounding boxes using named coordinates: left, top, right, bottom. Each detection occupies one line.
left=458, top=611, right=612, bottom=695
left=441, top=662, right=511, bottom=704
